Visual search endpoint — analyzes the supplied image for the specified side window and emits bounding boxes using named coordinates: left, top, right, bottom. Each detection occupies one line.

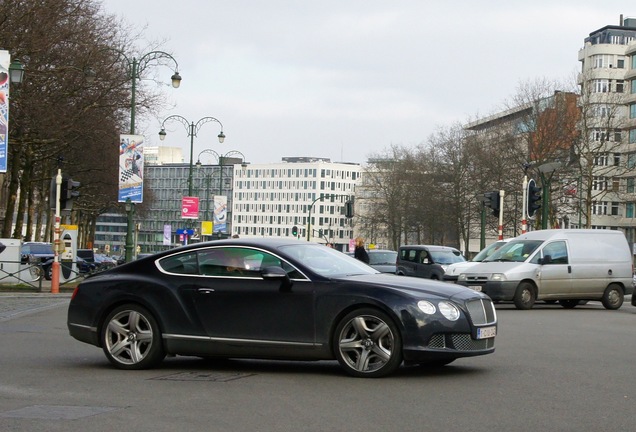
left=196, top=247, right=305, bottom=279
left=197, top=247, right=257, bottom=277
left=158, top=252, right=199, bottom=274
left=541, top=241, right=569, bottom=265
left=420, top=251, right=429, bottom=264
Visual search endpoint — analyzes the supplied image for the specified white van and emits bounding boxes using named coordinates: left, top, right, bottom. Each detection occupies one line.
left=456, top=229, right=634, bottom=310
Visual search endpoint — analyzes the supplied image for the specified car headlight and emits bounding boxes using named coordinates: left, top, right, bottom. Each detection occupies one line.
left=491, top=273, right=506, bottom=281
left=417, top=300, right=436, bottom=315
left=438, top=301, right=460, bottom=321
left=457, top=273, right=466, bottom=281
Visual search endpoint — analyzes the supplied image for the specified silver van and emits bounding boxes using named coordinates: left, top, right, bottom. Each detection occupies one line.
left=456, top=229, right=634, bottom=310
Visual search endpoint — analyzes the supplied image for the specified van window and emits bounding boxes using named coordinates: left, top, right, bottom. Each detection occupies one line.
left=540, top=241, right=568, bottom=265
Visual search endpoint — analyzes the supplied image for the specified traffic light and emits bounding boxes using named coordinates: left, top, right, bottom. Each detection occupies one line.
left=60, top=176, right=81, bottom=211
left=483, top=191, right=500, bottom=217
left=527, top=179, right=541, bottom=217
left=344, top=199, right=354, bottom=218
left=291, top=225, right=298, bottom=237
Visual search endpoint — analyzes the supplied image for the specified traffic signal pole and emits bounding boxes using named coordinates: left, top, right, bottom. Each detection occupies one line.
left=521, top=175, right=528, bottom=234
left=51, top=168, right=62, bottom=294
left=497, top=190, right=505, bottom=240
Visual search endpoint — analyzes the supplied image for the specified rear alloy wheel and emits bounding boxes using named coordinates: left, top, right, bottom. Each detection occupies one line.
left=101, top=304, right=165, bottom=370
left=513, top=282, right=536, bottom=310
left=334, top=308, right=402, bottom=378
left=601, top=284, right=623, bottom=310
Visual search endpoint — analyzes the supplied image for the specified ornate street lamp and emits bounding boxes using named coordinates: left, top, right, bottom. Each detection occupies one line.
left=95, top=49, right=182, bottom=263
left=8, top=59, right=25, bottom=83
left=158, top=115, right=225, bottom=196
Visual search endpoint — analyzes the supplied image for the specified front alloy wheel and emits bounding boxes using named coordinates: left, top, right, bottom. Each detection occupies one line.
left=101, top=304, right=165, bottom=369
left=334, top=308, right=402, bottom=378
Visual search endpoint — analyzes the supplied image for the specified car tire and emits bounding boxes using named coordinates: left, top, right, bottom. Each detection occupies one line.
left=601, top=284, right=623, bottom=310
left=333, top=308, right=403, bottom=378
left=101, top=304, right=165, bottom=370
left=513, top=282, right=536, bottom=310
left=44, top=265, right=52, bottom=280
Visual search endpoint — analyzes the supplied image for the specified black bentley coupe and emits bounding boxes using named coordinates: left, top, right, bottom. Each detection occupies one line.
left=67, top=238, right=497, bottom=377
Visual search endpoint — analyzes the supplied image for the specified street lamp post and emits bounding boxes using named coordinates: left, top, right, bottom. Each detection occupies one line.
left=159, top=115, right=225, bottom=196
left=100, top=49, right=182, bottom=263
left=195, top=150, right=246, bottom=236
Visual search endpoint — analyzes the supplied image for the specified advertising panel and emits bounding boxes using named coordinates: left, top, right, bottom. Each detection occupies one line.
left=118, top=134, right=144, bottom=203
left=213, top=195, right=228, bottom=233
left=0, top=50, right=10, bottom=173
left=181, top=196, right=199, bottom=219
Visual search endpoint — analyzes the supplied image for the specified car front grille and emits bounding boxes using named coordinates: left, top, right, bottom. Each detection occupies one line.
left=428, top=334, right=495, bottom=351
left=465, top=299, right=497, bottom=325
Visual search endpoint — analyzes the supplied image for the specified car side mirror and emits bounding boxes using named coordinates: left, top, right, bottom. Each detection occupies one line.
left=262, top=266, right=293, bottom=291
left=422, top=258, right=430, bottom=264
left=539, top=255, right=552, bottom=265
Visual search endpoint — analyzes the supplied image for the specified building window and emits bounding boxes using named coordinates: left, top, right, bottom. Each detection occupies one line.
left=627, top=178, right=635, bottom=193
left=611, top=202, right=620, bottom=216
left=592, top=177, right=608, bottom=191
left=630, top=129, right=636, bottom=144
left=592, top=201, right=608, bottom=215
left=617, top=57, right=625, bottom=68
left=616, top=80, right=624, bottom=93
left=593, top=80, right=609, bottom=93
left=627, top=203, right=635, bottom=218
left=632, top=80, right=636, bottom=94
left=628, top=153, right=636, bottom=168
left=631, top=104, right=636, bottom=119
left=594, top=153, right=609, bottom=166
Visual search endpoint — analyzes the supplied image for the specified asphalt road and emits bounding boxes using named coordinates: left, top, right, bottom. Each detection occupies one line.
left=0, top=294, right=634, bottom=432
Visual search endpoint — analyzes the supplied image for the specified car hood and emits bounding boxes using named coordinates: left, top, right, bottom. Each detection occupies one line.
left=460, top=261, right=526, bottom=274
left=444, top=261, right=480, bottom=277
left=337, top=273, right=485, bottom=301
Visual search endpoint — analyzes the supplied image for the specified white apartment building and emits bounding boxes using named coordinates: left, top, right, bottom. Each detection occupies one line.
left=232, top=157, right=361, bottom=250
left=143, top=146, right=183, bottom=165
left=577, top=16, right=636, bottom=245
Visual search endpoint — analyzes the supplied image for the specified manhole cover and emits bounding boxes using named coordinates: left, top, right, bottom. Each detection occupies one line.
left=0, top=405, right=119, bottom=420
left=152, top=371, right=255, bottom=382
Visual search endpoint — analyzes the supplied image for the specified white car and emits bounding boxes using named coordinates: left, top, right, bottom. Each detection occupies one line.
left=443, top=240, right=510, bottom=283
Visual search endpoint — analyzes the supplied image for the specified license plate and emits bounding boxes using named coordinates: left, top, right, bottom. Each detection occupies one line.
left=477, top=326, right=497, bottom=339
left=468, top=285, right=482, bottom=292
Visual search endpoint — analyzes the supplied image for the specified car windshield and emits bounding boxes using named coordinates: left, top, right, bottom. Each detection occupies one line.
left=279, top=243, right=378, bottom=277
left=471, top=241, right=507, bottom=262
left=368, top=251, right=397, bottom=265
left=483, top=240, right=543, bottom=262
left=429, top=250, right=465, bottom=265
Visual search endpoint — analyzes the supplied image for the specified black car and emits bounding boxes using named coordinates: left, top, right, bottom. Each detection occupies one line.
left=21, top=242, right=55, bottom=280
left=67, top=238, right=497, bottom=378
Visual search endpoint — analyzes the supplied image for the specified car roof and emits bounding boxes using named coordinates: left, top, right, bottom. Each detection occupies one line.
left=398, top=245, right=459, bottom=251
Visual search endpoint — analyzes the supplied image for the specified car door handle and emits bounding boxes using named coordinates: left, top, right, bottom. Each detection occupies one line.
left=197, top=288, right=215, bottom=294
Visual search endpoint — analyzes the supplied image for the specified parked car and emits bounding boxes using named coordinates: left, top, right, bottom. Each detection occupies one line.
left=444, top=240, right=510, bottom=283
left=346, top=249, right=398, bottom=273
left=20, top=242, right=55, bottom=280
left=456, top=229, right=634, bottom=310
left=67, top=238, right=497, bottom=378
left=396, top=245, right=465, bottom=280
left=367, top=249, right=398, bottom=273
left=94, top=253, right=117, bottom=270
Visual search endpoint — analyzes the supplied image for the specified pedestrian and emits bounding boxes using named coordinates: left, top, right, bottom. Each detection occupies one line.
left=354, top=237, right=369, bottom=264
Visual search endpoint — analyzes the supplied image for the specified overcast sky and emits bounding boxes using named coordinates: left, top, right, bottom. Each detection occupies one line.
left=100, top=0, right=633, bottom=165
